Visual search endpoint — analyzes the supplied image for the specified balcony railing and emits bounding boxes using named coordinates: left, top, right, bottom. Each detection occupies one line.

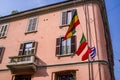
left=6, top=55, right=38, bottom=74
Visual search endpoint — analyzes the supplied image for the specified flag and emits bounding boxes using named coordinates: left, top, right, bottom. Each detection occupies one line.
left=82, top=47, right=91, bottom=61
left=76, top=33, right=93, bottom=61
left=90, top=47, right=96, bottom=60
left=64, top=10, right=80, bottom=40
left=82, top=47, right=96, bottom=61
left=76, top=34, right=88, bottom=56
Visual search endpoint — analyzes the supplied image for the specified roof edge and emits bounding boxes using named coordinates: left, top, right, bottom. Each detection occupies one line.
left=0, top=0, right=73, bottom=21
left=0, top=0, right=103, bottom=23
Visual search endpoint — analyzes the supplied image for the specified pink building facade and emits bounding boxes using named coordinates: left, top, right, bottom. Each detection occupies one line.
left=0, top=0, right=114, bottom=80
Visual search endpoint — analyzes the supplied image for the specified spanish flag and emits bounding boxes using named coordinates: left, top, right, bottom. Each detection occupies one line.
left=64, top=10, right=80, bottom=40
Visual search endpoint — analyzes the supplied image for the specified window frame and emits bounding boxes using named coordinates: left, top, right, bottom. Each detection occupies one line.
left=25, top=17, right=38, bottom=34
left=0, top=46, right=5, bottom=63
left=61, top=37, right=71, bottom=54
left=19, top=41, right=38, bottom=56
left=55, top=70, right=76, bottom=80
left=0, top=24, right=9, bottom=38
left=14, top=75, right=31, bottom=80
left=60, top=9, right=76, bottom=28
left=56, top=36, right=76, bottom=57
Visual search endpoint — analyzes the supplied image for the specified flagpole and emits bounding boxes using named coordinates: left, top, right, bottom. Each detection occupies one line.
left=87, top=1, right=93, bottom=80
left=83, top=1, right=91, bottom=80
left=91, top=1, right=102, bottom=80
left=88, top=54, right=91, bottom=80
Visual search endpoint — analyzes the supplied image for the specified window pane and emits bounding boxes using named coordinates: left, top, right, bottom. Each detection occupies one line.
left=27, top=17, right=37, bottom=32
left=62, top=12, right=67, bottom=25
left=67, top=38, right=71, bottom=53
left=62, top=40, right=66, bottom=54
left=32, top=18, right=37, bottom=30
left=27, top=19, right=33, bottom=31
left=25, top=43, right=32, bottom=48
left=61, top=38, right=71, bottom=54
left=24, top=43, right=33, bottom=55
left=67, top=11, right=72, bottom=24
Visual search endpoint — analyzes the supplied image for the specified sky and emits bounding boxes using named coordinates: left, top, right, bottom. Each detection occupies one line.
left=0, top=0, right=120, bottom=80
left=105, top=0, right=120, bottom=80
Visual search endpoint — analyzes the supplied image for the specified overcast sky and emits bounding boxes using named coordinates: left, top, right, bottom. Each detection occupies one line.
left=0, top=0, right=120, bottom=80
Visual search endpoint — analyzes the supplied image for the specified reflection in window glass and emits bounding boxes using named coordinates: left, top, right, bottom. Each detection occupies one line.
left=67, top=11, right=72, bottom=24
left=61, top=38, right=71, bottom=54
left=24, top=43, right=33, bottom=55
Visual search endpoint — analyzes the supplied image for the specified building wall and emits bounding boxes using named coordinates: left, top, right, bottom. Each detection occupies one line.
left=0, top=1, right=111, bottom=80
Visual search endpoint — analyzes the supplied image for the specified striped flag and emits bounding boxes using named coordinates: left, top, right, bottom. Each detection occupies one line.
left=76, top=33, right=92, bottom=61
left=82, top=47, right=91, bottom=61
left=90, top=47, right=96, bottom=60
left=76, top=33, right=88, bottom=56
left=76, top=33, right=96, bottom=61
left=64, top=10, right=80, bottom=40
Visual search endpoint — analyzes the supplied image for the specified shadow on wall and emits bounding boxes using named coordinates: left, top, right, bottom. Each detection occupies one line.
left=34, top=58, right=49, bottom=77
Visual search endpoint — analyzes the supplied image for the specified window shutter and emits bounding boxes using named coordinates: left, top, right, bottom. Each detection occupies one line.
left=31, top=41, right=38, bottom=54
left=62, top=12, right=67, bottom=25
left=0, top=26, right=3, bottom=37
left=72, top=9, right=76, bottom=16
left=0, top=26, right=4, bottom=32
left=0, top=24, right=8, bottom=37
left=27, top=19, right=32, bottom=32
left=71, top=36, right=76, bottom=53
left=32, top=18, right=37, bottom=31
left=27, top=17, right=38, bottom=32
left=56, top=38, right=61, bottom=55
left=2, top=26, right=5, bottom=37
left=3, top=25, right=8, bottom=37
left=19, top=43, right=24, bottom=55
left=0, top=47, right=5, bottom=63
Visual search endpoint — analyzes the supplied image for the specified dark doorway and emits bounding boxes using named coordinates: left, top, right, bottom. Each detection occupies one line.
left=14, top=75, right=31, bottom=80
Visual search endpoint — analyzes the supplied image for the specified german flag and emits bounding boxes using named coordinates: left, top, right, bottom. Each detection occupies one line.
left=64, top=10, right=80, bottom=40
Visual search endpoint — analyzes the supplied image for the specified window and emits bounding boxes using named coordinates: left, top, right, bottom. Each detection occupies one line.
left=0, top=24, right=8, bottom=38
left=19, top=41, right=37, bottom=55
left=61, top=9, right=76, bottom=26
left=26, top=17, right=38, bottom=33
left=0, top=47, right=5, bottom=63
left=55, top=70, right=76, bottom=80
left=56, top=36, right=76, bottom=56
left=14, top=75, right=31, bottom=80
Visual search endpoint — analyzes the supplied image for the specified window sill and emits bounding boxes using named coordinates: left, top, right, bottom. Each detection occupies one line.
left=25, top=30, right=37, bottom=34
left=0, top=36, right=7, bottom=39
left=59, top=24, right=69, bottom=28
left=56, top=53, right=75, bottom=57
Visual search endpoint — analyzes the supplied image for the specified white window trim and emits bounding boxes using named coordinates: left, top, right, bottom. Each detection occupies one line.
left=25, top=17, right=38, bottom=33
left=56, top=35, right=75, bottom=57
left=60, top=8, right=75, bottom=27
left=19, top=40, right=37, bottom=56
